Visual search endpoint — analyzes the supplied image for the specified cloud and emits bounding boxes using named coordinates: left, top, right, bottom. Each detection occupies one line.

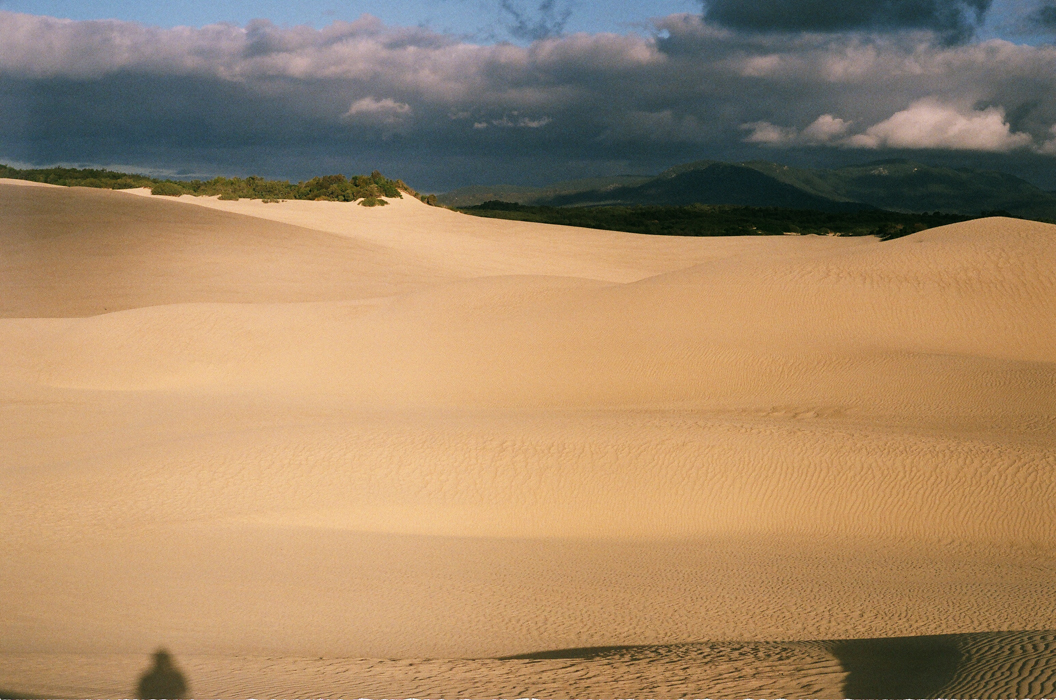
left=3, top=10, right=1056, bottom=191
left=1027, top=1, right=1056, bottom=30
left=1040, top=125, right=1056, bottom=154
left=743, top=114, right=851, bottom=145
left=702, top=0, right=993, bottom=40
left=802, top=114, right=853, bottom=142
left=597, top=110, right=714, bottom=144
left=741, top=121, right=795, bottom=145
left=344, top=97, right=412, bottom=124
left=489, top=113, right=552, bottom=128
left=846, top=99, right=1033, bottom=151
left=470, top=113, right=553, bottom=129
left=745, top=101, right=1038, bottom=153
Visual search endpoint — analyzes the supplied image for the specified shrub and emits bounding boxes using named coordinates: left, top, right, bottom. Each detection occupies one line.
left=358, top=196, right=387, bottom=207
left=3, top=163, right=420, bottom=205
left=151, top=182, right=185, bottom=196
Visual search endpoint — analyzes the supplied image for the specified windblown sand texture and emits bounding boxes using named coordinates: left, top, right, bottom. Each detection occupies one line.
left=1, top=181, right=1055, bottom=698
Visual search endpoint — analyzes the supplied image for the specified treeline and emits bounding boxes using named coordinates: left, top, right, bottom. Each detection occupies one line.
left=0, top=163, right=155, bottom=190
left=0, top=164, right=429, bottom=207
left=152, top=171, right=408, bottom=206
left=458, top=201, right=985, bottom=240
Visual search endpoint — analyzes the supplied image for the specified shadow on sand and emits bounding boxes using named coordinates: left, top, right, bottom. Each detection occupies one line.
left=505, top=636, right=965, bottom=698
left=829, top=634, right=962, bottom=699
left=135, top=648, right=189, bottom=700
left=500, top=644, right=644, bottom=660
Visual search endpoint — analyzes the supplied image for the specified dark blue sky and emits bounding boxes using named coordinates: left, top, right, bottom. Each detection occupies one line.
left=2, top=0, right=1056, bottom=190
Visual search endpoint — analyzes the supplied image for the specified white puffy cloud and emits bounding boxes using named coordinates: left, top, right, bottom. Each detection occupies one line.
left=497, top=115, right=551, bottom=127
left=846, top=99, right=1033, bottom=152
left=742, top=114, right=851, bottom=146
left=802, top=114, right=853, bottom=143
left=472, top=114, right=552, bottom=128
left=1039, top=125, right=1056, bottom=154
left=744, top=101, right=1043, bottom=154
left=344, top=97, right=412, bottom=124
left=742, top=121, right=798, bottom=145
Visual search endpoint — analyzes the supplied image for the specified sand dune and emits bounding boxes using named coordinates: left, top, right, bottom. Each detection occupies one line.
left=0, top=183, right=449, bottom=317
left=1, top=182, right=1055, bottom=696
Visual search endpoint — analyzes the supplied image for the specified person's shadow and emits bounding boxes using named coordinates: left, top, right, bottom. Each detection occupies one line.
left=135, top=648, right=189, bottom=699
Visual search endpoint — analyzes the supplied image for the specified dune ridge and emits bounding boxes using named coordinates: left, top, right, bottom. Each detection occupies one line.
left=1, top=182, right=1055, bottom=695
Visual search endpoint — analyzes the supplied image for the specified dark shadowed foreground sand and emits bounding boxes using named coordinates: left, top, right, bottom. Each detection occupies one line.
left=2, top=632, right=1055, bottom=698
left=1, top=181, right=1054, bottom=697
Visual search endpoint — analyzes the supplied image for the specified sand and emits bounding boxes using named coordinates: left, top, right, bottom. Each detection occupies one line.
left=1, top=181, right=1054, bottom=698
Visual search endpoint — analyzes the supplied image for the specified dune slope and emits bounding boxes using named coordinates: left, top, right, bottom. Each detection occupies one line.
left=1, top=183, right=1054, bottom=695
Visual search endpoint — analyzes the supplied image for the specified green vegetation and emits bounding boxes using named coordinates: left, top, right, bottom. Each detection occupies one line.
left=0, top=163, right=422, bottom=205
left=0, top=163, right=155, bottom=189
left=150, top=182, right=185, bottom=196
left=171, top=171, right=406, bottom=204
left=458, top=201, right=982, bottom=240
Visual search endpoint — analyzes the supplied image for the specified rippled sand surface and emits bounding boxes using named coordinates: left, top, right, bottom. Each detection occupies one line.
left=3, top=633, right=1055, bottom=699
left=1, top=182, right=1054, bottom=697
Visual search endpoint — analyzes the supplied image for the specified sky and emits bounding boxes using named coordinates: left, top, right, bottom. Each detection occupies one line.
left=0, top=0, right=700, bottom=39
left=2, top=0, right=1056, bottom=190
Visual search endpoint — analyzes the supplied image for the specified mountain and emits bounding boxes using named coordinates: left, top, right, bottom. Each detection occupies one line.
left=439, top=160, right=1056, bottom=220
left=435, top=175, right=650, bottom=208
left=540, top=162, right=870, bottom=212
left=747, top=160, right=1056, bottom=219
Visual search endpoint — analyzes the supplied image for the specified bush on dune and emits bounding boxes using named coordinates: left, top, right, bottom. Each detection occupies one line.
left=1, top=162, right=417, bottom=205
left=1, top=163, right=155, bottom=190
left=151, top=182, right=185, bottom=196
left=292, top=172, right=403, bottom=202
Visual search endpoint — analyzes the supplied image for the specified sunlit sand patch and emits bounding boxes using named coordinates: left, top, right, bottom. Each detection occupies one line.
left=1, top=182, right=1054, bottom=696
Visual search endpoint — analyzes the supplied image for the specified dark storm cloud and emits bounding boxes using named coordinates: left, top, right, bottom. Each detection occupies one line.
left=1, top=10, right=1056, bottom=190
left=703, top=0, right=993, bottom=41
left=1027, top=1, right=1056, bottom=29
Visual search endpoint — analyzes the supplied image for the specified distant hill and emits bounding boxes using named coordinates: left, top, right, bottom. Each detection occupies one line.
left=541, top=162, right=870, bottom=212
left=435, top=175, right=650, bottom=208
left=439, top=160, right=1056, bottom=220
left=746, top=160, right=1056, bottom=219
